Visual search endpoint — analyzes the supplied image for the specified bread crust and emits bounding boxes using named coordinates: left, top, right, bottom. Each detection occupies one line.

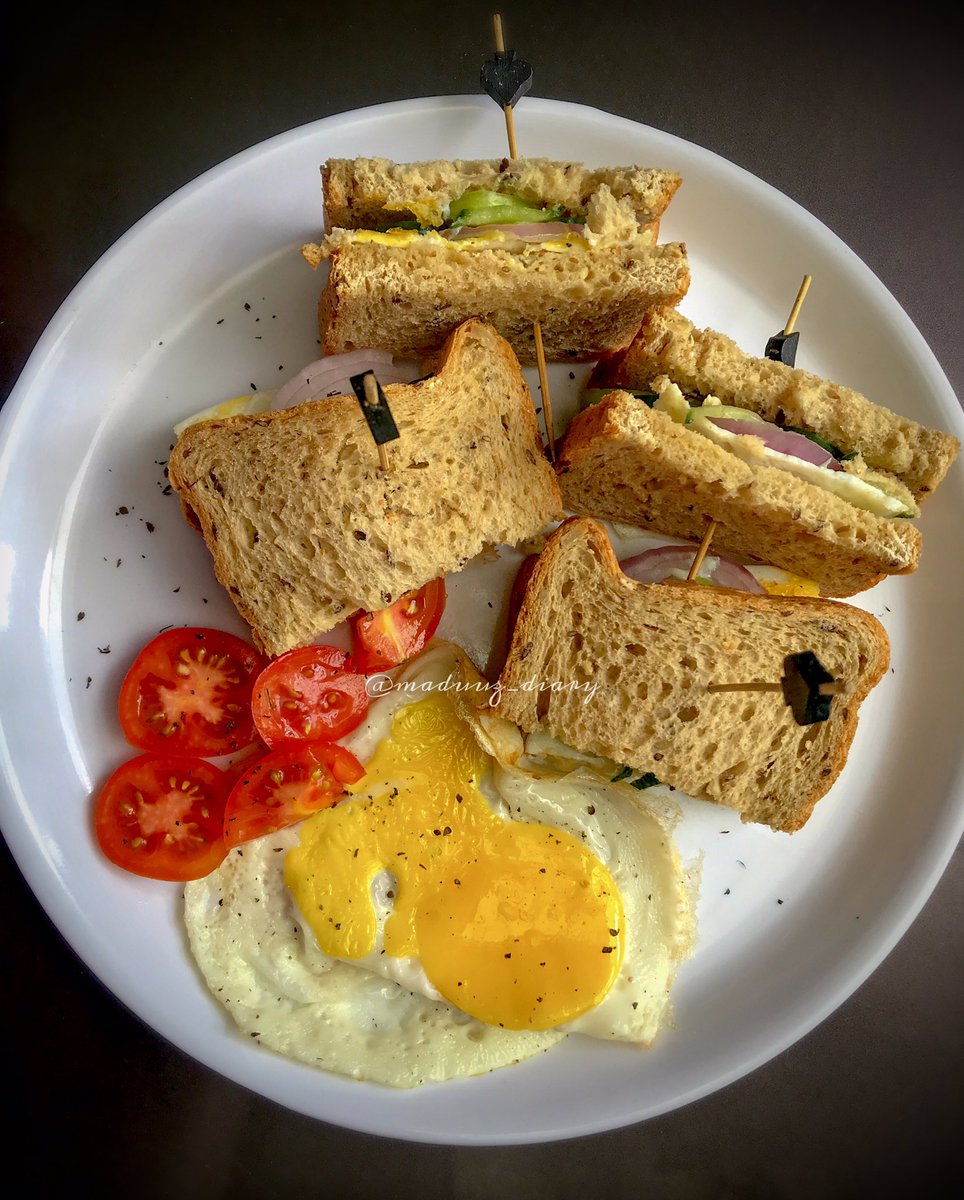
left=592, top=308, right=960, bottom=499
left=168, top=319, right=563, bottom=656
left=494, top=517, right=890, bottom=832
left=317, top=239, right=690, bottom=364
left=555, top=393, right=921, bottom=595
left=322, top=157, right=682, bottom=230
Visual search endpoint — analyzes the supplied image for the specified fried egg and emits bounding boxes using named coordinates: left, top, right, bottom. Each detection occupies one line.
left=184, top=643, right=696, bottom=1086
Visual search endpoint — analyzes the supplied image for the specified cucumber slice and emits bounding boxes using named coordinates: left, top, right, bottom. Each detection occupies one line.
left=447, top=188, right=567, bottom=228
left=684, top=404, right=765, bottom=424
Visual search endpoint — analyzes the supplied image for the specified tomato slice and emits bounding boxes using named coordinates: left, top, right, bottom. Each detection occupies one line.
left=350, top=578, right=446, bottom=672
left=119, top=627, right=266, bottom=757
left=251, top=646, right=369, bottom=746
left=94, top=755, right=229, bottom=881
left=223, top=742, right=364, bottom=847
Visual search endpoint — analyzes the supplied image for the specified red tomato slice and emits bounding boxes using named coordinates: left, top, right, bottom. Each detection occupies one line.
left=350, top=578, right=446, bottom=672
left=119, top=627, right=266, bottom=757
left=94, top=755, right=229, bottom=881
left=223, top=742, right=364, bottom=847
left=251, top=646, right=369, bottom=746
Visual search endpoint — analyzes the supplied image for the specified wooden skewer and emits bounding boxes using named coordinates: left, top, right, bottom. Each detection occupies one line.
left=686, top=517, right=718, bottom=582
left=362, top=373, right=391, bottom=471
left=706, top=680, right=840, bottom=696
left=491, top=12, right=554, bottom=461
left=783, top=274, right=812, bottom=336
left=492, top=15, right=518, bottom=157
left=532, top=322, right=555, bottom=460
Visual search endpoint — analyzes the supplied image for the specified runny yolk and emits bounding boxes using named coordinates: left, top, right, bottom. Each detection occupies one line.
left=284, top=694, right=624, bottom=1031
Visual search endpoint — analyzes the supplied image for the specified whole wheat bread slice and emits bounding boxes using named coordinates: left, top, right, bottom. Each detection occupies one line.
left=168, top=319, right=563, bottom=657
left=592, top=308, right=959, bottom=499
left=494, top=517, right=889, bottom=832
left=314, top=238, right=689, bottom=364
left=321, top=157, right=682, bottom=230
left=555, top=392, right=921, bottom=596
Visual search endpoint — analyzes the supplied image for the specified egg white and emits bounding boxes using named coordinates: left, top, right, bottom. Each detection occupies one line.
left=184, top=643, right=696, bottom=1085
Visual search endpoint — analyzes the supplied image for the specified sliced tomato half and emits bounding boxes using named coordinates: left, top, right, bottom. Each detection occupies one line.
left=350, top=578, right=446, bottom=673
left=94, top=754, right=229, bottom=881
left=222, top=741, right=365, bottom=848
left=119, top=627, right=266, bottom=757
left=251, top=645, right=368, bottom=746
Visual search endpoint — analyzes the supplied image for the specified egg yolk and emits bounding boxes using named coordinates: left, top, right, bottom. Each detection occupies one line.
left=285, top=694, right=624, bottom=1031
left=758, top=572, right=820, bottom=598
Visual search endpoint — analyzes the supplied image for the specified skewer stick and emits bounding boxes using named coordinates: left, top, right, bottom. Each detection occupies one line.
left=706, top=680, right=840, bottom=696
left=532, top=322, right=555, bottom=460
left=492, top=15, right=519, bottom=158
left=686, top=517, right=718, bottom=582
left=490, top=13, right=554, bottom=460
left=363, top=374, right=391, bottom=471
left=783, top=274, right=812, bottom=336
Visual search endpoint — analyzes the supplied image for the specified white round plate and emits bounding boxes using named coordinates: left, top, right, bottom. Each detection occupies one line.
left=1, top=96, right=962, bottom=1145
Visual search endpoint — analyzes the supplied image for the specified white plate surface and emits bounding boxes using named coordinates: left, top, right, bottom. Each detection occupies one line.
left=1, top=96, right=962, bottom=1145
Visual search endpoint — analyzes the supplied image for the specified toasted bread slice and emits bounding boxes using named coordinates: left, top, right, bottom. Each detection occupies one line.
left=321, top=157, right=682, bottom=230
left=313, top=238, right=689, bottom=364
left=168, top=320, right=563, bottom=657
left=555, top=392, right=921, bottom=596
left=592, top=308, right=959, bottom=499
left=494, top=518, right=889, bottom=832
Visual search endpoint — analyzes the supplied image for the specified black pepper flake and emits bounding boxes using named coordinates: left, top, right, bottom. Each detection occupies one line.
left=737, top=860, right=746, bottom=869
left=244, top=302, right=251, bottom=311
left=569, top=371, right=575, bottom=380
left=609, top=928, right=618, bottom=936
left=601, top=946, right=614, bottom=953
left=250, top=383, right=257, bottom=391
left=97, top=645, right=111, bottom=654
left=217, top=318, right=224, bottom=324
left=454, top=879, right=461, bottom=886
left=539, top=867, right=546, bottom=874
left=145, top=521, right=155, bottom=533
left=724, top=888, right=730, bottom=895
left=77, top=612, right=85, bottom=621
left=172, top=587, right=180, bottom=594
left=487, top=601, right=493, bottom=608
left=116, top=558, right=122, bottom=568
left=504, top=953, right=511, bottom=959
left=85, top=677, right=92, bottom=689
left=777, top=898, right=784, bottom=905
left=587, top=804, right=596, bottom=815
left=116, top=506, right=129, bottom=515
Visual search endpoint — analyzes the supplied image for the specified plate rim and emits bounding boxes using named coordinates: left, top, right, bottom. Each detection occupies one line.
left=1, top=93, right=963, bottom=1146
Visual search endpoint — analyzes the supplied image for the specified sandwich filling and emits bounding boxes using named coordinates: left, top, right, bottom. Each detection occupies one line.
left=582, top=379, right=919, bottom=519
left=308, top=184, right=659, bottom=264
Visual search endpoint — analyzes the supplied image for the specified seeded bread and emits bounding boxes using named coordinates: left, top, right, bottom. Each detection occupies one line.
left=555, top=392, right=922, bottom=596
left=591, top=308, right=959, bottom=499
left=321, top=157, right=682, bottom=230
left=168, top=320, right=563, bottom=657
left=494, top=517, right=890, bottom=832
left=313, top=238, right=690, bottom=364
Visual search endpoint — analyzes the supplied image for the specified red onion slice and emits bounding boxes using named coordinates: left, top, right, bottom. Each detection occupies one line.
left=704, top=418, right=842, bottom=471
left=444, top=222, right=585, bottom=243
left=272, top=351, right=421, bottom=411
left=620, top=546, right=766, bottom=593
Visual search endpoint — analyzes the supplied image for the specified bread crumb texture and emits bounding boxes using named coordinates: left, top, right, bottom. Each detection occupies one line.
left=592, top=308, right=959, bottom=498
left=495, top=517, right=889, bottom=832
left=168, top=320, right=562, bottom=656
left=556, top=393, right=921, bottom=596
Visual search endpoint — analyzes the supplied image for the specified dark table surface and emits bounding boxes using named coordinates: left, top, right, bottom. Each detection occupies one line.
left=2, top=3, right=962, bottom=1196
